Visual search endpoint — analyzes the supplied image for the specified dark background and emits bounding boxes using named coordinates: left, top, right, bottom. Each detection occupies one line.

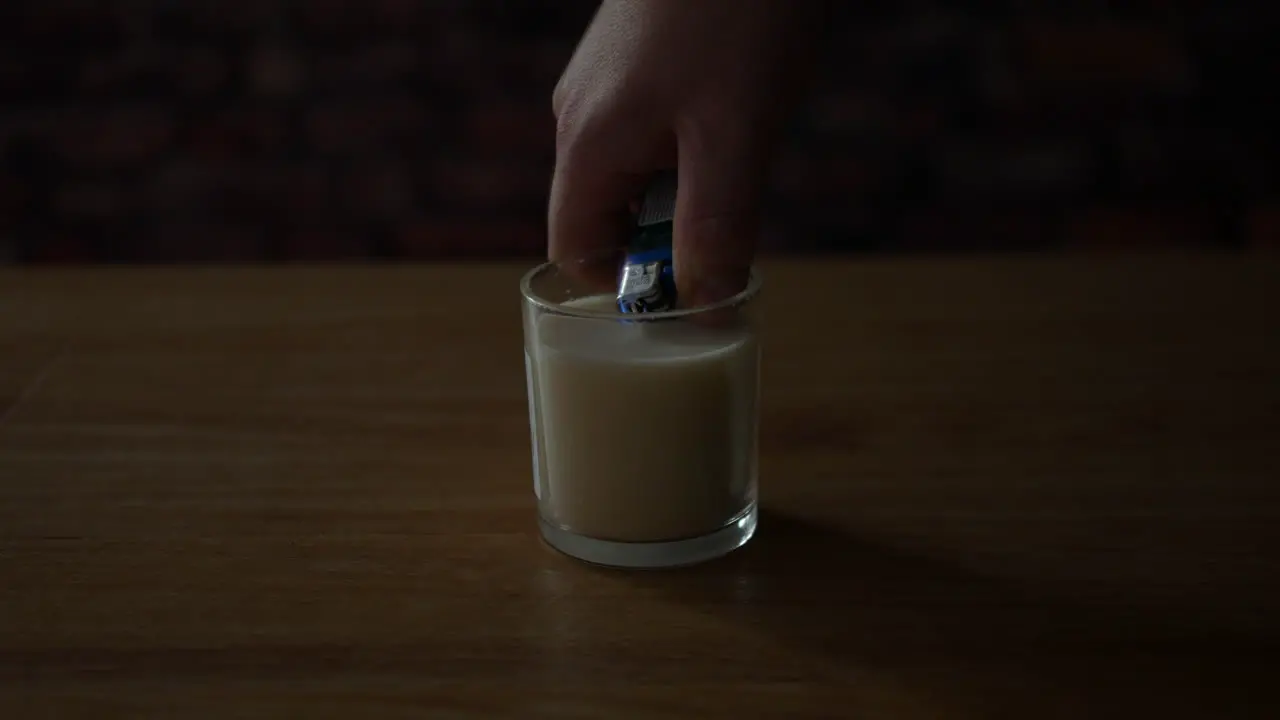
left=1, top=0, right=1276, bottom=264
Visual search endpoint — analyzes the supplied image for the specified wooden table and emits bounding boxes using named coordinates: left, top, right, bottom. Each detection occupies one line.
left=1, top=256, right=1277, bottom=718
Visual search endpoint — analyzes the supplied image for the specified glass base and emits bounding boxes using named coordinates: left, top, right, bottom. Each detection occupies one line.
left=538, top=504, right=758, bottom=569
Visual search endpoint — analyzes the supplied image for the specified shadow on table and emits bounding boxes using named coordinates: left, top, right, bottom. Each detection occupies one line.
left=618, top=509, right=1277, bottom=715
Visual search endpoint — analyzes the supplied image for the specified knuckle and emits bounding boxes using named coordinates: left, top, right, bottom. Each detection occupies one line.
left=554, top=113, right=584, bottom=157
left=551, top=71, right=569, bottom=118
left=553, top=90, right=584, bottom=148
left=554, top=101, right=602, bottom=159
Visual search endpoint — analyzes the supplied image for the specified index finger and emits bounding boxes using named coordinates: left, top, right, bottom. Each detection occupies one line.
left=548, top=144, right=648, bottom=295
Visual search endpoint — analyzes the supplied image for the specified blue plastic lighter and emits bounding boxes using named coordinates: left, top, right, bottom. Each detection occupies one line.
left=616, top=171, right=678, bottom=315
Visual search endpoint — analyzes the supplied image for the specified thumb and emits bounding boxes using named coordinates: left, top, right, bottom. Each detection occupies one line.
left=672, top=127, right=766, bottom=308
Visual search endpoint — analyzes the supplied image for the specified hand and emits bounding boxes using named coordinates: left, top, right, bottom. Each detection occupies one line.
left=549, top=0, right=823, bottom=306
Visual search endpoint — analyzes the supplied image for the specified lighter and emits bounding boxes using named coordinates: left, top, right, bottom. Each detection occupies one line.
left=617, top=171, right=678, bottom=314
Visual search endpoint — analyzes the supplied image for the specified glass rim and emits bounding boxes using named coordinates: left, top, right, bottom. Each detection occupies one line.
left=519, top=257, right=761, bottom=321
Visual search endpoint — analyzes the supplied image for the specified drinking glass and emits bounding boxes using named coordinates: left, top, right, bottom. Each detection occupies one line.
left=520, top=248, right=761, bottom=568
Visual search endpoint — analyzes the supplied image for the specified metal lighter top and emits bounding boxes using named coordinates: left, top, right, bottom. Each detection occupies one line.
left=616, top=171, right=678, bottom=314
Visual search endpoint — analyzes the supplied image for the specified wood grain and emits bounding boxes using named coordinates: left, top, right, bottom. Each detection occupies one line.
left=1, top=256, right=1277, bottom=718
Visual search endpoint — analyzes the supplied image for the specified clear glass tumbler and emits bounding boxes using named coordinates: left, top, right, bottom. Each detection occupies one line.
left=520, top=248, right=761, bottom=568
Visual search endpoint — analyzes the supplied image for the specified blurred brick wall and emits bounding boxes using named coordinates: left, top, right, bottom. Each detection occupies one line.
left=0, top=0, right=1275, bottom=263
